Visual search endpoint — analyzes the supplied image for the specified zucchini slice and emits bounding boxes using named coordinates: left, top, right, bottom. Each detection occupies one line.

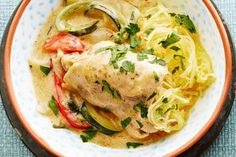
left=56, top=1, right=126, bottom=36
left=80, top=102, right=121, bottom=135
left=90, top=2, right=123, bottom=30
left=56, top=2, right=98, bottom=36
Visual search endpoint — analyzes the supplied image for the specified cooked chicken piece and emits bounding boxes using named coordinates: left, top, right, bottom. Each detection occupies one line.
left=62, top=41, right=168, bottom=138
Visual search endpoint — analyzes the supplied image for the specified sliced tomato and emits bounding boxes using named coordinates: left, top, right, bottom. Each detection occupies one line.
left=44, top=32, right=85, bottom=53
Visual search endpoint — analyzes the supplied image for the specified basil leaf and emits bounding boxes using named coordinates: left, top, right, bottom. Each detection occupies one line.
left=40, top=65, right=51, bottom=75
left=159, top=33, right=180, bottom=48
left=48, top=96, right=58, bottom=116
left=126, top=142, right=143, bottom=148
left=120, top=61, right=135, bottom=73
left=121, top=117, right=132, bottom=129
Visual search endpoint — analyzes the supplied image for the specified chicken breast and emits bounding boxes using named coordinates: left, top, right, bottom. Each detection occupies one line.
left=62, top=41, right=168, bottom=138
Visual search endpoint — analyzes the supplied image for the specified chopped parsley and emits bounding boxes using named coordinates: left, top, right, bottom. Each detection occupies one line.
left=137, top=49, right=154, bottom=61
left=153, top=71, right=159, bottom=82
left=164, top=104, right=178, bottom=114
left=169, top=13, right=176, bottom=17
left=136, top=120, right=143, bottom=129
left=149, top=58, right=166, bottom=66
left=130, top=11, right=135, bottom=20
left=175, top=14, right=196, bottom=33
left=147, top=92, right=157, bottom=101
left=170, top=46, right=180, bottom=51
left=137, top=53, right=148, bottom=61
left=125, top=23, right=140, bottom=35
left=174, top=54, right=185, bottom=70
left=109, top=46, right=127, bottom=69
left=52, top=124, right=66, bottom=129
left=141, top=48, right=154, bottom=55
left=68, top=101, right=80, bottom=114
left=145, top=14, right=152, bottom=19
left=156, top=107, right=164, bottom=116
left=94, top=46, right=113, bottom=54
left=121, top=117, right=132, bottom=129
left=40, top=65, right=51, bottom=75
left=159, top=33, right=180, bottom=48
left=120, top=61, right=135, bottom=73
left=172, top=66, right=180, bottom=74
left=125, top=23, right=141, bottom=48
left=48, top=96, right=58, bottom=116
left=102, top=80, right=121, bottom=99
left=126, top=142, right=143, bottom=148
left=162, top=97, right=169, bottom=103
left=130, top=35, right=141, bottom=48
left=144, top=28, right=154, bottom=36
left=80, top=128, right=97, bottom=142
left=133, top=102, right=148, bottom=118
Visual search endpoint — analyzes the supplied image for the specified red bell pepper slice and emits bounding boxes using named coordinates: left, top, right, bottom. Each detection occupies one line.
left=44, top=32, right=85, bottom=53
left=51, top=58, right=90, bottom=129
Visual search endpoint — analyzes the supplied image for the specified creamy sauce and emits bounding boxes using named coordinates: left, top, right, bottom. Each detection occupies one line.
left=29, top=1, right=170, bottom=148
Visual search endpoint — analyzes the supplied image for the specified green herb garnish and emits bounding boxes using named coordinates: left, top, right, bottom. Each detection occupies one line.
left=52, top=124, right=66, bottom=129
left=144, top=28, right=154, bottom=36
left=164, top=104, right=178, bottom=114
left=125, top=23, right=141, bottom=48
left=68, top=101, right=80, bottom=114
left=80, top=128, right=97, bottom=142
left=133, top=102, right=148, bottom=118
left=130, top=35, right=141, bottom=48
left=48, top=96, right=58, bottom=116
left=172, top=66, right=180, bottom=74
left=162, top=97, right=169, bottom=103
left=174, top=54, right=185, bottom=70
left=40, top=65, right=51, bottom=75
left=120, top=61, right=135, bottom=73
left=137, top=53, right=148, bottom=61
left=136, top=120, right=143, bottom=129
left=170, top=46, right=180, bottom=51
left=121, top=117, right=132, bottom=129
left=126, top=23, right=140, bottom=35
left=147, top=92, right=157, bottom=101
left=175, top=14, right=196, bottom=33
left=149, top=58, right=166, bottom=66
left=109, top=46, right=127, bottom=69
left=126, top=142, right=143, bottom=148
left=102, top=80, right=121, bottom=99
left=130, top=11, right=135, bottom=20
left=159, top=33, right=180, bottom=48
left=153, top=71, right=159, bottom=82
left=94, top=46, right=113, bottom=54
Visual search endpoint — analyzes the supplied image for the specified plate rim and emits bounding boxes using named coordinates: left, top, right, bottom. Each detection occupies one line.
left=0, top=0, right=234, bottom=156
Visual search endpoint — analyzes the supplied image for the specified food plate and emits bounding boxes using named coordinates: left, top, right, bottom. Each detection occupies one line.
left=0, top=0, right=235, bottom=156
